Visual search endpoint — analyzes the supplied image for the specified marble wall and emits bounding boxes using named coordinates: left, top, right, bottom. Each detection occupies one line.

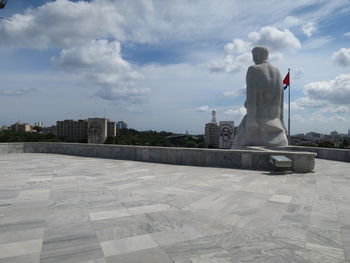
left=2, top=142, right=316, bottom=173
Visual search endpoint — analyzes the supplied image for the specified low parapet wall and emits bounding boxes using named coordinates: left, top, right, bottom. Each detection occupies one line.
left=0, top=143, right=24, bottom=154
left=0, top=142, right=316, bottom=173
left=277, top=146, right=350, bottom=163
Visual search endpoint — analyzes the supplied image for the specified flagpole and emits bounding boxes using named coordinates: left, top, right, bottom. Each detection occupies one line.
left=288, top=68, right=291, bottom=144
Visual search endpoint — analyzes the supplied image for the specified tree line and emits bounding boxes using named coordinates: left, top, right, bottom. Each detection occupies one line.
left=0, top=129, right=206, bottom=148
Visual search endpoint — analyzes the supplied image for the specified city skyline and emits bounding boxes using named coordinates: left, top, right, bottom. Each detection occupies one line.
left=1, top=0, right=350, bottom=134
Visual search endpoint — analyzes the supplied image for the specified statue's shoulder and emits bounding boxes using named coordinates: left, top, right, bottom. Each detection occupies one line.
left=247, top=65, right=259, bottom=73
left=247, top=64, right=267, bottom=74
left=266, top=63, right=281, bottom=76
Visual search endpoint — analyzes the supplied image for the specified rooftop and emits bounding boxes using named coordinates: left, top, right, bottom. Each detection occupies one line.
left=0, top=153, right=349, bottom=262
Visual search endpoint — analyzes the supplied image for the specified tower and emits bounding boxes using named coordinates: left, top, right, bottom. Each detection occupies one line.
left=211, top=109, right=217, bottom=123
left=205, top=110, right=219, bottom=148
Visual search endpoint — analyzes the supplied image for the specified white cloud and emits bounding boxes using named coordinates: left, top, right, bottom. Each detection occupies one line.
left=0, top=87, right=36, bottom=96
left=280, top=16, right=302, bottom=27
left=292, top=113, right=347, bottom=124
left=285, top=101, right=302, bottom=111
left=344, top=32, right=350, bottom=38
left=304, top=74, right=350, bottom=105
left=291, top=114, right=307, bottom=122
left=209, top=52, right=251, bottom=73
left=302, top=22, right=317, bottom=37
left=334, top=105, right=349, bottom=113
left=269, top=53, right=283, bottom=62
left=310, top=113, right=347, bottom=122
left=52, top=40, right=140, bottom=80
left=332, top=115, right=346, bottom=121
left=0, top=0, right=347, bottom=50
left=302, top=36, right=333, bottom=50
left=318, top=105, right=349, bottom=114
left=293, top=97, right=328, bottom=109
left=209, top=26, right=299, bottom=73
left=224, top=39, right=250, bottom=54
left=224, top=107, right=246, bottom=118
left=293, top=68, right=304, bottom=80
left=332, top=48, right=350, bottom=67
left=248, top=26, right=301, bottom=51
left=0, top=0, right=125, bottom=49
left=52, top=39, right=147, bottom=103
left=196, top=105, right=211, bottom=112
left=222, top=88, right=245, bottom=98
left=94, top=86, right=149, bottom=104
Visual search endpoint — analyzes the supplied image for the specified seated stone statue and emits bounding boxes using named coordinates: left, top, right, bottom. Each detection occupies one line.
left=232, top=46, right=288, bottom=147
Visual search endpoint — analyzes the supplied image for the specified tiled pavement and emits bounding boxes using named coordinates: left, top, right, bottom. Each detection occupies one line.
left=0, top=153, right=350, bottom=263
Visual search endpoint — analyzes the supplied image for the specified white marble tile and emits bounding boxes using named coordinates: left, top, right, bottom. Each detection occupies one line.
left=302, top=242, right=345, bottom=261
left=100, top=234, right=158, bottom=257
left=52, top=176, right=76, bottom=183
left=0, top=252, right=41, bottom=263
left=110, top=182, right=142, bottom=191
left=28, top=176, right=52, bottom=182
left=128, top=204, right=171, bottom=215
left=221, top=174, right=243, bottom=182
left=119, top=169, right=150, bottom=175
left=0, top=228, right=44, bottom=245
left=17, top=189, right=50, bottom=200
left=186, top=193, right=229, bottom=210
left=138, top=176, right=156, bottom=180
left=89, top=208, right=131, bottom=221
left=151, top=226, right=203, bottom=246
left=0, top=239, right=42, bottom=259
left=2, top=153, right=350, bottom=263
left=156, top=187, right=194, bottom=196
left=269, top=194, right=292, bottom=204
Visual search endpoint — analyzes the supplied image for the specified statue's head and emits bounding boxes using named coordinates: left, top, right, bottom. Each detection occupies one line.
left=252, top=46, right=269, bottom=64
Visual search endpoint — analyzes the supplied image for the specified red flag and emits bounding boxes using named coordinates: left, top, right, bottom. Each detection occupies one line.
left=283, top=72, right=290, bottom=90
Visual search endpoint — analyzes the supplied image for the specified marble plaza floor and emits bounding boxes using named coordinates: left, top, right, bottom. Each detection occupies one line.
left=0, top=154, right=350, bottom=263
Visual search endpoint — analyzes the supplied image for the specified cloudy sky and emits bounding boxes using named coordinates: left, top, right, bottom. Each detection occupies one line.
left=1, top=0, right=350, bottom=134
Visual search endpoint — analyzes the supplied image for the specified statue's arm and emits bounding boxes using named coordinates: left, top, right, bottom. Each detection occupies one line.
left=246, top=67, right=257, bottom=125
left=275, top=71, right=285, bottom=124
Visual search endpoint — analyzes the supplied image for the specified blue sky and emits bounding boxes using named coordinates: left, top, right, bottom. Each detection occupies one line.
left=1, top=0, right=350, bottom=134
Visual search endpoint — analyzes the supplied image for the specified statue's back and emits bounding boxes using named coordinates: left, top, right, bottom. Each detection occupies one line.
left=250, top=63, right=283, bottom=121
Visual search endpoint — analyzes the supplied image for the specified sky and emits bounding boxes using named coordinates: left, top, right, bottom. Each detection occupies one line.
left=1, top=0, right=350, bottom=135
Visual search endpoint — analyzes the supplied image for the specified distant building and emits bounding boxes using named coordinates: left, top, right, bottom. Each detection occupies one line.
left=219, top=121, right=234, bottom=149
left=34, top=121, right=43, bottom=128
left=348, top=129, right=350, bottom=136
left=330, top=131, right=338, bottom=137
left=305, top=132, right=322, bottom=140
left=117, top=121, right=127, bottom=129
left=107, top=120, right=116, bottom=137
left=88, top=118, right=107, bottom=144
left=204, top=110, right=219, bottom=148
left=56, top=117, right=121, bottom=144
left=11, top=122, right=32, bottom=132
left=56, top=120, right=88, bottom=142
left=41, top=125, right=57, bottom=135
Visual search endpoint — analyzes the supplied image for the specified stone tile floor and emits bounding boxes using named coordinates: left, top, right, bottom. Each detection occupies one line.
left=0, top=153, right=350, bottom=263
